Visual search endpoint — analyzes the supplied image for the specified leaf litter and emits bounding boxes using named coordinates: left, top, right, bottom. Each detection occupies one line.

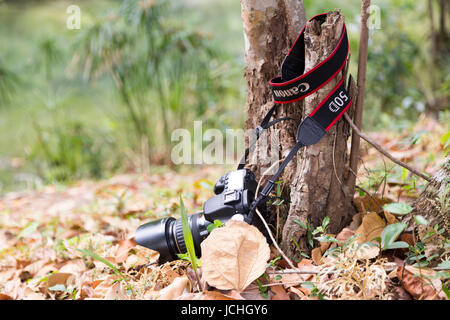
left=0, top=117, right=449, bottom=300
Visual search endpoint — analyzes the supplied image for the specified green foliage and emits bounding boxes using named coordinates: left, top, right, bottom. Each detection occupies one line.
left=30, top=120, right=117, bottom=183
left=442, top=132, right=450, bottom=157
left=0, top=59, right=19, bottom=107
left=177, top=196, right=200, bottom=270
left=294, top=216, right=331, bottom=248
left=77, top=248, right=128, bottom=282
left=206, top=219, right=224, bottom=233
left=383, top=202, right=413, bottom=215
left=73, top=0, right=225, bottom=159
left=17, top=222, right=39, bottom=239
left=379, top=223, right=409, bottom=250
left=301, top=281, right=327, bottom=300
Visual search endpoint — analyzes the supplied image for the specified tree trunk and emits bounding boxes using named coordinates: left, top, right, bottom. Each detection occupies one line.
left=240, top=0, right=305, bottom=176
left=281, top=10, right=355, bottom=257
left=405, top=159, right=449, bottom=239
left=404, top=159, right=449, bottom=266
left=241, top=3, right=356, bottom=258
left=240, top=0, right=306, bottom=236
left=425, top=0, right=449, bottom=116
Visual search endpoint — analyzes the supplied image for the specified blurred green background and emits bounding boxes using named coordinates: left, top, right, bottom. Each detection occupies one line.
left=0, top=0, right=448, bottom=194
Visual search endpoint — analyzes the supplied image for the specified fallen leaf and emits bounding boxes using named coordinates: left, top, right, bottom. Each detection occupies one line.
left=23, top=260, right=48, bottom=276
left=354, top=195, right=390, bottom=213
left=47, top=272, right=75, bottom=290
left=289, top=286, right=309, bottom=299
left=157, top=276, right=190, bottom=300
left=311, top=248, right=323, bottom=265
left=91, top=276, right=120, bottom=298
left=59, top=259, right=85, bottom=274
left=271, top=285, right=290, bottom=300
left=115, top=238, right=137, bottom=264
left=104, top=281, right=128, bottom=300
left=0, top=293, right=13, bottom=300
left=400, top=233, right=415, bottom=247
left=177, top=291, right=235, bottom=300
left=355, top=212, right=386, bottom=243
left=348, top=213, right=364, bottom=230
left=355, top=243, right=380, bottom=260
left=336, top=228, right=355, bottom=243
left=279, top=271, right=311, bottom=287
left=22, top=292, right=46, bottom=300
left=124, top=246, right=159, bottom=269
left=319, top=240, right=332, bottom=254
left=79, top=281, right=95, bottom=300
left=200, top=220, right=270, bottom=292
left=384, top=211, right=398, bottom=225
left=393, top=286, right=412, bottom=300
left=397, top=266, right=445, bottom=300
left=234, top=283, right=269, bottom=300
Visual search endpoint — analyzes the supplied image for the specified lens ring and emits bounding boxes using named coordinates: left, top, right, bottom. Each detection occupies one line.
left=174, top=219, right=187, bottom=253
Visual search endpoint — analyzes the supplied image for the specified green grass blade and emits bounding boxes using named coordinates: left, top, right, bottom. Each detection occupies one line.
left=179, top=196, right=198, bottom=271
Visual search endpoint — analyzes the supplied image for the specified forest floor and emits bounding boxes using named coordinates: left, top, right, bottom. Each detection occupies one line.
left=0, top=115, right=448, bottom=300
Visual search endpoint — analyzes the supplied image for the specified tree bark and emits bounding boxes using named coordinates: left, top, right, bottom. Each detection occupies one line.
left=240, top=4, right=356, bottom=257
left=240, top=0, right=306, bottom=176
left=405, top=159, right=449, bottom=239
left=281, top=10, right=355, bottom=257
left=240, top=0, right=306, bottom=236
left=404, top=159, right=449, bottom=265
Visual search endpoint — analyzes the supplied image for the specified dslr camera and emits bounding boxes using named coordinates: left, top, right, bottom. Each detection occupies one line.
left=135, top=169, right=266, bottom=263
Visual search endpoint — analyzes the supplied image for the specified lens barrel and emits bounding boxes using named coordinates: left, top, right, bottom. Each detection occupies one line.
left=135, top=217, right=177, bottom=263
left=135, top=213, right=211, bottom=263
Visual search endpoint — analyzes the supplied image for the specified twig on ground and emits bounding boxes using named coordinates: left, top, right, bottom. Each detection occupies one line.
left=344, top=113, right=431, bottom=182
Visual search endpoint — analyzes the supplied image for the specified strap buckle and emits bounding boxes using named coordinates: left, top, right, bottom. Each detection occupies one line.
left=255, top=125, right=264, bottom=138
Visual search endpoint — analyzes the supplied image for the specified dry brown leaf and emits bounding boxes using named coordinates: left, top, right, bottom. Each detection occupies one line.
left=22, top=292, right=46, bottom=300
left=23, top=260, right=48, bottom=276
left=398, top=266, right=445, bottom=300
left=297, top=258, right=314, bottom=268
left=355, top=212, right=386, bottom=243
left=354, top=195, right=390, bottom=213
left=270, top=285, right=291, bottom=300
left=311, top=248, right=323, bottom=265
left=234, top=283, right=269, bottom=300
left=336, top=228, right=355, bottom=243
left=355, top=243, right=380, bottom=260
left=91, top=276, right=120, bottom=298
left=124, top=246, right=159, bottom=269
left=393, top=286, right=412, bottom=300
left=79, top=281, right=95, bottom=300
left=156, top=275, right=190, bottom=300
left=400, top=233, right=415, bottom=247
left=58, top=259, right=85, bottom=274
left=348, top=212, right=364, bottom=230
left=115, top=238, right=137, bottom=264
left=319, top=239, right=332, bottom=254
left=200, top=220, right=270, bottom=292
left=289, top=286, right=309, bottom=299
left=384, top=211, right=398, bottom=225
left=104, top=281, right=129, bottom=300
left=47, top=272, right=75, bottom=290
left=0, top=293, right=13, bottom=300
left=177, top=290, right=236, bottom=300
left=279, top=273, right=305, bottom=288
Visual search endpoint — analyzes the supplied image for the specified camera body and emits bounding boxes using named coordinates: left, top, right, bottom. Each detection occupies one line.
left=135, top=169, right=263, bottom=263
left=204, top=169, right=258, bottom=224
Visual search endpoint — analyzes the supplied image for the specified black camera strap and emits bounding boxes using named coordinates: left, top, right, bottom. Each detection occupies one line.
left=244, top=13, right=351, bottom=220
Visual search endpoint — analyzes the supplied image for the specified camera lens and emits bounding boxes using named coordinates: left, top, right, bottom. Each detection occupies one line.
left=135, top=217, right=177, bottom=263
left=135, top=213, right=211, bottom=263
